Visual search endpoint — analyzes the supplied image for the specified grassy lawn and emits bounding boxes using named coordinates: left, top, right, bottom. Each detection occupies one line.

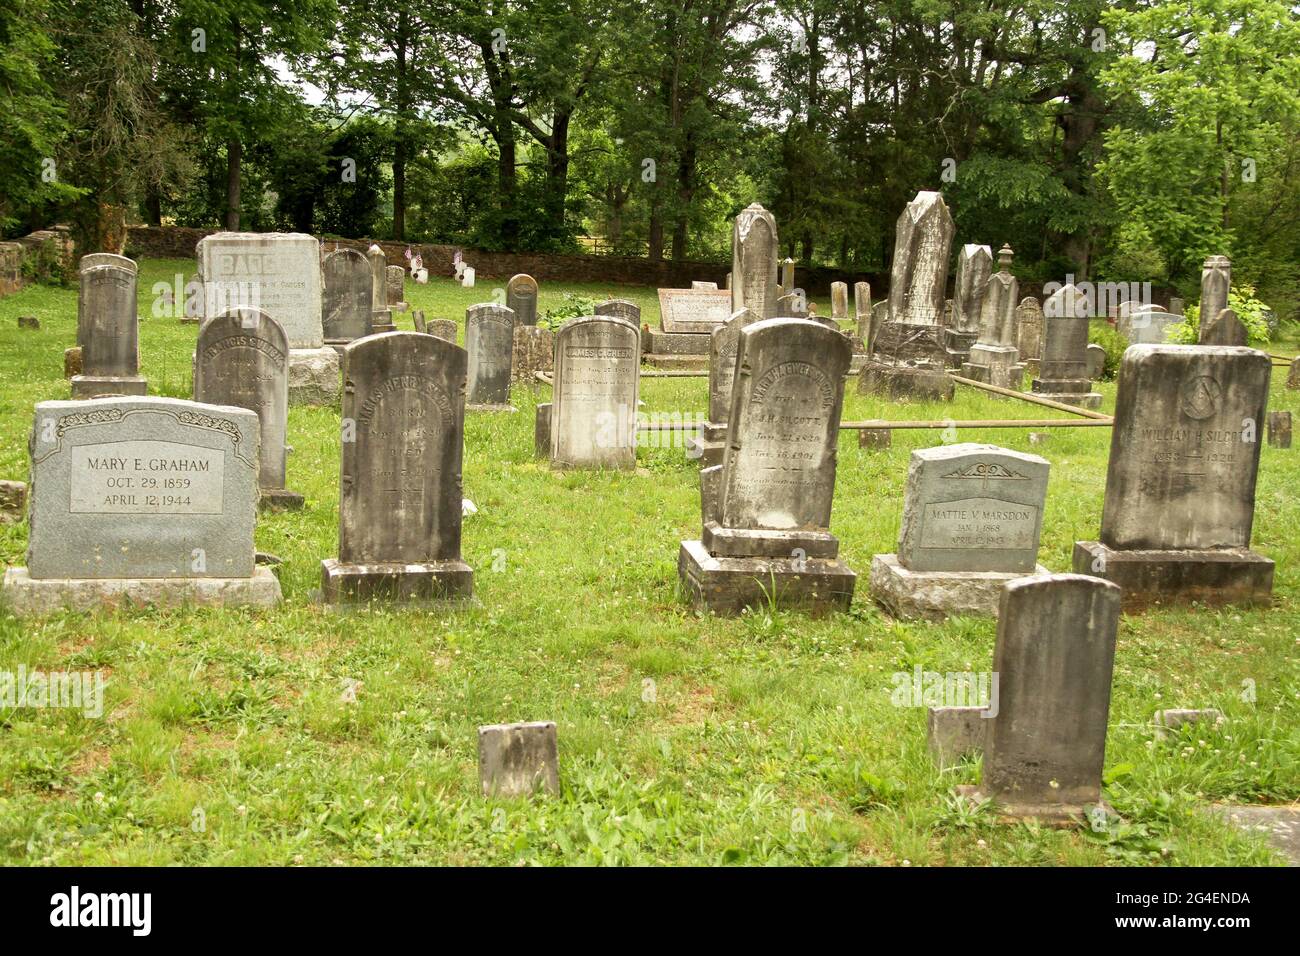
left=0, top=257, right=1296, bottom=866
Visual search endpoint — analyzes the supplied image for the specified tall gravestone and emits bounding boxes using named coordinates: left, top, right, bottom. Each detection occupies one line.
left=194, top=308, right=302, bottom=510
left=1031, top=284, right=1101, bottom=408
left=73, top=262, right=146, bottom=399
left=870, top=444, right=1050, bottom=620
left=2, top=396, right=280, bottom=613
left=679, top=318, right=855, bottom=615
left=779, top=258, right=795, bottom=293
left=860, top=191, right=956, bottom=400
left=1073, top=345, right=1273, bottom=608
left=1201, top=307, right=1248, bottom=347
left=321, top=248, right=373, bottom=348
left=944, top=244, right=993, bottom=368
left=690, top=308, right=754, bottom=468
left=830, top=282, right=849, bottom=321
left=197, top=233, right=339, bottom=405
left=321, top=332, right=473, bottom=603
left=506, top=274, right=539, bottom=327
left=731, top=204, right=779, bottom=321
left=853, top=281, right=872, bottom=345
left=1197, top=255, right=1231, bottom=343
left=466, top=303, right=516, bottom=410
left=961, top=245, right=1023, bottom=388
left=385, top=265, right=407, bottom=312
left=540, top=316, right=640, bottom=470
left=367, top=244, right=395, bottom=332
left=1015, top=296, right=1044, bottom=378
left=959, top=574, right=1121, bottom=825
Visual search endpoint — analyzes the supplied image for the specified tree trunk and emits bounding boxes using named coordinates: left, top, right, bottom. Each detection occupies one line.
left=393, top=16, right=409, bottom=241
left=225, top=136, right=241, bottom=230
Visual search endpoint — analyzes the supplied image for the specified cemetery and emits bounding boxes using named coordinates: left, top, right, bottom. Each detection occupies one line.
left=0, top=0, right=1297, bottom=876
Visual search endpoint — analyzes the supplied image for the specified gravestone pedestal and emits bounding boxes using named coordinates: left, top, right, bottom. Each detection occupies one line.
left=870, top=444, right=1051, bottom=620
left=858, top=360, right=955, bottom=401
left=4, top=566, right=282, bottom=614
left=70, top=375, right=148, bottom=399
left=320, top=558, right=473, bottom=605
left=960, top=345, right=1024, bottom=390
left=1071, top=543, right=1273, bottom=610
left=678, top=540, right=855, bottom=617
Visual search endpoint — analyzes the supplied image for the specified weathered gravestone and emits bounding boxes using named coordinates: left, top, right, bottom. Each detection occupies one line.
left=412, top=309, right=426, bottom=333
left=2, top=396, right=280, bottom=613
left=944, top=244, right=993, bottom=368
left=692, top=281, right=718, bottom=290
left=80, top=253, right=136, bottom=274
left=1086, top=343, right=1106, bottom=380
left=1197, top=255, right=1231, bottom=343
left=1073, top=345, right=1273, bottom=609
left=961, top=245, right=1023, bottom=389
left=679, top=318, right=856, bottom=615
left=72, top=263, right=147, bottom=398
left=197, top=233, right=339, bottom=405
left=1268, top=410, right=1292, bottom=449
left=320, top=332, right=473, bottom=604
left=853, top=282, right=872, bottom=344
left=1015, top=296, right=1044, bottom=377
left=860, top=191, right=956, bottom=400
left=385, top=265, right=407, bottom=312
left=1201, top=307, right=1248, bottom=347
left=1288, top=357, right=1300, bottom=390
left=1031, top=284, right=1101, bottom=408
left=194, top=308, right=302, bottom=510
left=1116, top=301, right=1178, bottom=345
left=779, top=258, right=795, bottom=293
left=959, top=574, right=1121, bottom=826
left=465, top=303, right=516, bottom=410
left=478, top=722, right=560, bottom=797
left=180, top=274, right=203, bottom=323
left=321, top=248, right=373, bottom=348
left=690, top=308, right=754, bottom=468
left=830, top=281, right=849, bottom=321
left=367, top=244, right=395, bottom=332
left=870, top=444, right=1050, bottom=620
left=731, top=204, right=779, bottom=321
left=539, top=316, right=640, bottom=470
left=644, top=287, right=732, bottom=369
left=506, top=274, right=539, bottom=327
left=512, top=324, right=554, bottom=384
left=429, top=319, right=457, bottom=344
left=775, top=291, right=808, bottom=319
left=593, top=299, right=640, bottom=325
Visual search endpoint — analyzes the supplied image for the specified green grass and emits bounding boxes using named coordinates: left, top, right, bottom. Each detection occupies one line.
left=0, top=258, right=1296, bottom=866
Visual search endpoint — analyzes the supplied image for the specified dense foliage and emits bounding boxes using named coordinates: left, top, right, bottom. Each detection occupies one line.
left=2, top=0, right=1297, bottom=312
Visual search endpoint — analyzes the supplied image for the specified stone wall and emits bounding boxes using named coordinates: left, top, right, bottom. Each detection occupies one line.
left=0, top=227, right=75, bottom=296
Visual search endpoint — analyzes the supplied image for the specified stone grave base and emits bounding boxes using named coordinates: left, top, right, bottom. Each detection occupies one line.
left=678, top=540, right=855, bottom=616
left=2, top=566, right=282, bottom=615
left=927, top=706, right=988, bottom=769
left=956, top=785, right=1110, bottom=828
left=289, top=347, right=341, bottom=406
left=1032, top=389, right=1102, bottom=409
left=467, top=403, right=517, bottom=414
left=870, top=554, right=1050, bottom=620
left=642, top=353, right=709, bottom=370
left=70, top=375, right=147, bottom=399
left=259, top=488, right=305, bottom=512
left=858, top=362, right=955, bottom=401
left=643, top=329, right=710, bottom=356
left=534, top=403, right=551, bottom=457
left=320, top=558, right=474, bottom=605
left=1072, top=542, right=1274, bottom=610
left=689, top=422, right=726, bottom=468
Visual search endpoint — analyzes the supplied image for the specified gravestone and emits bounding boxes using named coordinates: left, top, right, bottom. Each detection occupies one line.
left=429, top=319, right=457, bottom=344
left=593, top=299, right=640, bottom=325
left=870, top=444, right=1050, bottom=620
left=321, top=332, right=473, bottom=604
left=853, top=282, right=871, bottom=344
left=465, top=303, right=516, bottom=410
left=692, top=281, right=718, bottom=290
left=1169, top=296, right=1185, bottom=316
left=944, top=244, right=992, bottom=368
left=830, top=282, right=849, bottom=321
left=779, top=258, right=795, bottom=292
left=1288, top=357, right=1300, bottom=390
left=961, top=245, right=1023, bottom=389
left=1030, top=284, right=1101, bottom=408
left=691, top=309, right=754, bottom=468
left=645, top=288, right=732, bottom=369
left=181, top=274, right=203, bottom=323
left=366, top=244, right=395, bottom=332
left=928, top=707, right=987, bottom=769
left=385, top=265, right=407, bottom=312
left=194, top=308, right=302, bottom=510
left=506, top=274, right=539, bottom=327
left=1268, top=410, right=1292, bottom=448
left=1116, top=301, right=1178, bottom=345
left=1201, top=307, right=1248, bottom=347
left=731, top=204, right=779, bottom=321
left=478, top=722, right=560, bottom=797
left=1015, top=296, right=1044, bottom=377
left=544, top=316, right=640, bottom=470
left=679, top=318, right=856, bottom=615
left=1197, top=255, right=1231, bottom=343
left=959, top=574, right=1121, bottom=826
left=2, top=396, right=280, bottom=613
left=1073, top=345, right=1274, bottom=609
left=860, top=191, right=956, bottom=400
left=64, top=348, right=81, bottom=378
left=412, top=310, right=426, bottom=333
left=321, top=248, right=373, bottom=348
left=512, top=325, right=554, bottom=383
left=775, top=291, right=808, bottom=318
left=197, top=233, right=339, bottom=405
left=1086, top=343, right=1106, bottom=380
left=72, top=263, right=147, bottom=398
